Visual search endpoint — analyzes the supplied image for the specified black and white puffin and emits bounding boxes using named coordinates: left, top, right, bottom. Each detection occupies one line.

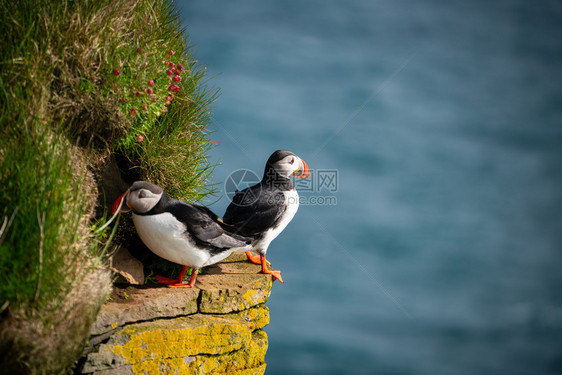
left=111, top=181, right=252, bottom=288
left=222, top=150, right=310, bottom=283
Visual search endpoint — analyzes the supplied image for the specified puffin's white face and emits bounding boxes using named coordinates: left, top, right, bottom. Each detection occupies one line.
left=271, top=154, right=310, bottom=179
left=126, top=187, right=162, bottom=213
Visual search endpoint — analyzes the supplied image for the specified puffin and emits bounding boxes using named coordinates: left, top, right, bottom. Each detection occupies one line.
left=111, top=181, right=252, bottom=288
left=222, top=150, right=310, bottom=283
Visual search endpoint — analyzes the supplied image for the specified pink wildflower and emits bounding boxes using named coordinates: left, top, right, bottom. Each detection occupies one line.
left=148, top=80, right=154, bottom=86
left=130, top=109, right=136, bottom=115
left=135, top=92, right=141, bottom=97
left=166, top=69, right=173, bottom=76
left=137, top=135, right=144, bottom=142
left=137, top=47, right=142, bottom=53
left=163, top=107, right=168, bottom=113
left=143, top=105, right=148, bottom=111
left=168, top=50, right=175, bottom=56
left=172, top=76, right=182, bottom=82
left=113, top=69, right=120, bottom=75
left=177, top=64, right=184, bottom=72
left=146, top=88, right=153, bottom=95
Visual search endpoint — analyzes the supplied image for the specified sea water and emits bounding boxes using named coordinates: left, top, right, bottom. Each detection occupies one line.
left=178, top=1, right=562, bottom=373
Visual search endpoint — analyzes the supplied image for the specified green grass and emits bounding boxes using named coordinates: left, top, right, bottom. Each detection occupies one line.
left=0, top=0, right=218, bottom=373
left=0, top=124, right=86, bottom=307
left=95, top=0, right=219, bottom=202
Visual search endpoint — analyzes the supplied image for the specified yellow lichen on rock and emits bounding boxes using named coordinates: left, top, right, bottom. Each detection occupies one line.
left=111, top=315, right=251, bottom=365
left=127, top=330, right=268, bottom=375
left=234, top=305, right=270, bottom=331
left=81, top=307, right=268, bottom=374
left=80, top=255, right=273, bottom=374
left=198, top=276, right=272, bottom=314
left=241, top=289, right=259, bottom=310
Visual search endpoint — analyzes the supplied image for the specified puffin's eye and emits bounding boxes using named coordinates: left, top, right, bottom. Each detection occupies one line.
left=138, top=190, right=145, bottom=199
left=289, top=158, right=294, bottom=165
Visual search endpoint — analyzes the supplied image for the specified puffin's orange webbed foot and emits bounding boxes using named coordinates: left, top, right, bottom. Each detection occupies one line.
left=259, top=254, right=283, bottom=283
left=261, top=268, right=284, bottom=283
left=167, top=283, right=193, bottom=288
left=155, top=275, right=181, bottom=284
left=246, top=251, right=271, bottom=266
left=155, top=265, right=197, bottom=288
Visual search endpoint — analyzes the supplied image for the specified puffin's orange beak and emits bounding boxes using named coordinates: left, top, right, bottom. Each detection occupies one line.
left=294, top=159, right=310, bottom=179
left=111, top=190, right=131, bottom=214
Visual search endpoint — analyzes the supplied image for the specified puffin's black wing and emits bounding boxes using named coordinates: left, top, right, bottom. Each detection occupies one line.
left=168, top=201, right=250, bottom=249
left=223, top=186, right=287, bottom=237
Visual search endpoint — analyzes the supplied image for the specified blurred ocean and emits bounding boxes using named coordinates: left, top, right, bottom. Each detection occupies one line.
left=177, top=1, right=562, bottom=374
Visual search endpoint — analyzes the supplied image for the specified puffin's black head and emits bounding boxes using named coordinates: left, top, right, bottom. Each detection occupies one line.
left=112, top=181, right=164, bottom=214
left=263, top=149, right=310, bottom=180
left=129, top=181, right=164, bottom=195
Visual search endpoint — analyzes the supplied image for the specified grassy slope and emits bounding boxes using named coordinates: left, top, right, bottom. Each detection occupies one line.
left=0, top=0, right=217, bottom=373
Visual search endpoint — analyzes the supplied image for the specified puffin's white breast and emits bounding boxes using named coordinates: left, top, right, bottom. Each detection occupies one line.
left=255, top=189, right=299, bottom=253
left=132, top=213, right=210, bottom=268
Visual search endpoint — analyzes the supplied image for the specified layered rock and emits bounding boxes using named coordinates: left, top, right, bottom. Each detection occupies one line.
left=78, top=253, right=273, bottom=375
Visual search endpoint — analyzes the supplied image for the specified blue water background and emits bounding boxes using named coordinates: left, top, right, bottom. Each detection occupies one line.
left=177, top=1, right=562, bottom=373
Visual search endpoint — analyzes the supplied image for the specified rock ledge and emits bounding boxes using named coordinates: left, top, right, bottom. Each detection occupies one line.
left=78, top=253, right=272, bottom=375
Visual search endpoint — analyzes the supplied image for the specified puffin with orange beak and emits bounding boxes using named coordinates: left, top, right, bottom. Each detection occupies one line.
left=223, top=150, right=310, bottom=283
left=111, top=181, right=252, bottom=288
